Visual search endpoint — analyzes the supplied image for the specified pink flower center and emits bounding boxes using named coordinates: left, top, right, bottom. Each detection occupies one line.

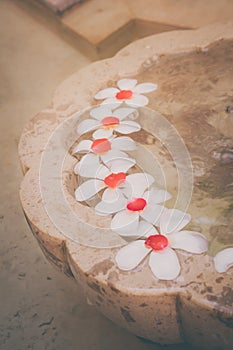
left=145, top=234, right=168, bottom=251
left=116, top=90, right=133, bottom=100
left=102, top=116, right=120, bottom=127
left=126, top=198, right=147, bottom=211
left=104, top=172, right=126, bottom=189
left=91, top=138, right=111, bottom=154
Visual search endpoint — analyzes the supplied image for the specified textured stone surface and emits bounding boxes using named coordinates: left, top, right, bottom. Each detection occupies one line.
left=19, top=23, right=233, bottom=348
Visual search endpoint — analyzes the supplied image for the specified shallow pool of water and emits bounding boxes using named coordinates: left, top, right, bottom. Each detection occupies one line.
left=132, top=39, right=233, bottom=254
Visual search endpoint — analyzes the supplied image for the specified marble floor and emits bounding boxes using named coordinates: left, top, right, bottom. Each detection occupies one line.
left=0, top=1, right=194, bottom=349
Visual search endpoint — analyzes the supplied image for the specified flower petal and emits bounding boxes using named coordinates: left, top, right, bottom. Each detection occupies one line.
left=95, top=164, right=111, bottom=180
left=77, top=119, right=99, bottom=135
left=115, top=240, right=150, bottom=271
left=160, top=209, right=191, bottom=235
left=92, top=128, right=113, bottom=139
left=149, top=248, right=181, bottom=280
left=111, top=210, right=139, bottom=236
left=74, top=153, right=101, bottom=178
left=134, top=82, right=158, bottom=94
left=213, top=248, right=233, bottom=273
left=109, top=157, right=136, bottom=173
left=117, top=79, right=137, bottom=90
left=101, top=149, right=129, bottom=165
left=75, top=179, right=105, bottom=201
left=113, top=107, right=137, bottom=120
left=124, top=173, right=154, bottom=197
left=95, top=195, right=127, bottom=215
left=111, top=136, right=137, bottom=151
left=140, top=204, right=165, bottom=226
left=94, top=87, right=119, bottom=100
left=101, top=98, right=122, bottom=108
left=136, top=220, right=158, bottom=238
left=169, top=231, right=208, bottom=254
left=126, top=95, right=149, bottom=107
left=73, top=140, right=92, bottom=154
left=102, top=188, right=121, bottom=203
left=144, top=188, right=172, bottom=204
left=115, top=121, right=141, bottom=134
left=90, top=106, right=112, bottom=120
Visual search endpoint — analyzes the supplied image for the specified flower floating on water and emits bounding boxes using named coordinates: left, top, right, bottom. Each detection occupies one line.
left=115, top=209, right=208, bottom=280
left=94, top=172, right=154, bottom=219
left=94, top=79, right=157, bottom=107
left=213, top=247, right=233, bottom=273
left=111, top=187, right=172, bottom=236
left=77, top=106, right=141, bottom=139
left=75, top=158, right=135, bottom=202
left=73, top=136, right=137, bottom=178
left=95, top=173, right=171, bottom=234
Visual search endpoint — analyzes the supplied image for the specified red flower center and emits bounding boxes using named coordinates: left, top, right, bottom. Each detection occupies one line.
left=104, top=172, right=126, bottom=189
left=102, top=116, right=120, bottom=127
left=116, top=90, right=133, bottom=100
left=126, top=198, right=147, bottom=211
left=91, top=138, right=111, bottom=154
left=145, top=234, right=168, bottom=251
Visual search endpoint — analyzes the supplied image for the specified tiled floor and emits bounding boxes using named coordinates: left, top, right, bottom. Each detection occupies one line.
left=37, top=0, right=82, bottom=13
left=32, top=0, right=233, bottom=58
left=0, top=1, right=195, bottom=349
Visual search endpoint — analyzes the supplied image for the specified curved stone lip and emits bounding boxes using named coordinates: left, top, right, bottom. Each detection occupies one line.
left=19, top=23, right=233, bottom=345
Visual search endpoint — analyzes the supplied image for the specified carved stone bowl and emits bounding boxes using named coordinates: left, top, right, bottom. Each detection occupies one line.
left=19, top=23, right=233, bottom=349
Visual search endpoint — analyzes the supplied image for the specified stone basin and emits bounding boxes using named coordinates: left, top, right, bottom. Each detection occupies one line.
left=19, top=23, right=233, bottom=349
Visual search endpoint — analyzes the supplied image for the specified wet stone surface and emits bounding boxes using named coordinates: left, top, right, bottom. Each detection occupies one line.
left=131, top=39, right=233, bottom=255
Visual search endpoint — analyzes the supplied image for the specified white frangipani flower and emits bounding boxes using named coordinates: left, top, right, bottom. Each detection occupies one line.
left=75, top=158, right=136, bottom=202
left=94, top=79, right=157, bottom=108
left=95, top=172, right=171, bottom=236
left=115, top=209, right=208, bottom=280
left=213, top=247, right=233, bottom=273
left=77, top=106, right=140, bottom=139
left=73, top=136, right=137, bottom=178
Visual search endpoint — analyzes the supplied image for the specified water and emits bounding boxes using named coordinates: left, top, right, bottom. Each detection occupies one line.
left=132, top=39, right=233, bottom=255
left=70, top=39, right=233, bottom=253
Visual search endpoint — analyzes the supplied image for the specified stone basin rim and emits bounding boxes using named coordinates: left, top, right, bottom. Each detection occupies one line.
left=19, top=20, right=233, bottom=300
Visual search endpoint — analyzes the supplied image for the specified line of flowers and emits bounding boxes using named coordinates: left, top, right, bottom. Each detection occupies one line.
left=72, top=78, right=233, bottom=280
